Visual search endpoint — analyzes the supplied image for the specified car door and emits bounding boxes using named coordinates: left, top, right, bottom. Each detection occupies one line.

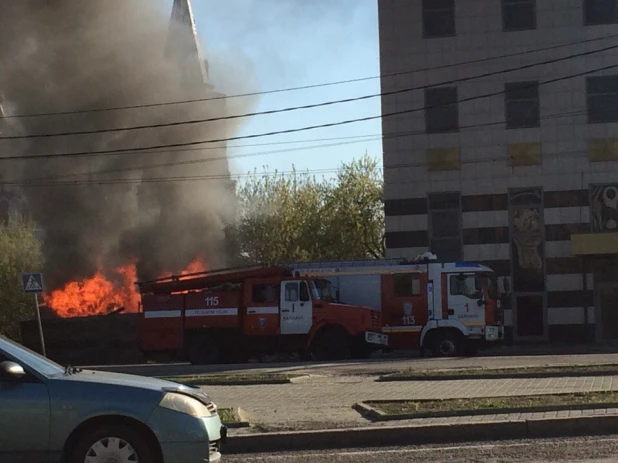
left=0, top=354, right=52, bottom=463
left=280, top=280, right=313, bottom=335
left=447, top=273, right=485, bottom=324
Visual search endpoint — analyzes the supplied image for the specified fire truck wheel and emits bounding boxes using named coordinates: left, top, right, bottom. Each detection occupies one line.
left=187, top=335, right=220, bottom=365
left=309, top=326, right=351, bottom=361
left=431, top=330, right=463, bottom=357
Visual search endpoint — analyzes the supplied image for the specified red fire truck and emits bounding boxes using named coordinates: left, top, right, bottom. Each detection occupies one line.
left=288, top=258, right=506, bottom=356
left=137, top=265, right=388, bottom=364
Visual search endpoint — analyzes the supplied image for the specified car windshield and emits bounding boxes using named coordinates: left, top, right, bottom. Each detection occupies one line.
left=0, top=336, right=65, bottom=377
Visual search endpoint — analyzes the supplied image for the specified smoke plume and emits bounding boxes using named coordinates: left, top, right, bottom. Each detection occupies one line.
left=0, top=0, right=242, bottom=289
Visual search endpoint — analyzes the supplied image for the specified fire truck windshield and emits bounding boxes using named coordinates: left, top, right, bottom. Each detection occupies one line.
left=311, top=279, right=336, bottom=301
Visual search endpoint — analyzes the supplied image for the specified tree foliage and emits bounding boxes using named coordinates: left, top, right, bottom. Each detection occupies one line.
left=0, top=216, right=44, bottom=339
left=235, top=155, right=385, bottom=264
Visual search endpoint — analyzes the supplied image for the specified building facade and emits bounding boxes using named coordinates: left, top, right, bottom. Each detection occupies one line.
left=379, top=0, right=618, bottom=343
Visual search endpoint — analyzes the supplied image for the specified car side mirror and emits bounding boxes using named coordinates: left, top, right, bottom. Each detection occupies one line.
left=0, top=361, right=26, bottom=381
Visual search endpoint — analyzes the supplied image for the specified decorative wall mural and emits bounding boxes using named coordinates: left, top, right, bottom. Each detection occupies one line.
left=512, top=208, right=543, bottom=270
left=509, top=188, right=545, bottom=293
left=590, top=184, right=618, bottom=232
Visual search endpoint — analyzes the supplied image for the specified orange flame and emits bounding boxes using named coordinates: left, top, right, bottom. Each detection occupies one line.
left=176, top=255, right=208, bottom=278
left=46, top=256, right=209, bottom=318
left=46, top=264, right=139, bottom=318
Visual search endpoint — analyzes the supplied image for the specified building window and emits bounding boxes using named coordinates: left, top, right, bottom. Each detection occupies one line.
left=422, top=0, right=456, bottom=38
left=507, top=143, right=542, bottom=167
left=428, top=192, right=462, bottom=261
left=584, top=0, right=618, bottom=25
left=426, top=147, right=461, bottom=171
left=587, top=76, right=618, bottom=123
left=504, top=82, right=540, bottom=129
left=502, top=0, right=536, bottom=31
left=588, top=138, right=618, bottom=162
left=425, top=87, right=459, bottom=134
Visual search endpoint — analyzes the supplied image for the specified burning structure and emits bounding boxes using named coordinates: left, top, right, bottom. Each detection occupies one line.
left=0, top=0, right=240, bottom=318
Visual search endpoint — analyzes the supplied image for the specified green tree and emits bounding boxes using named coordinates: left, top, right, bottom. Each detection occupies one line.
left=234, top=155, right=385, bottom=264
left=235, top=168, right=324, bottom=264
left=320, top=156, right=385, bottom=259
left=0, top=216, right=44, bottom=339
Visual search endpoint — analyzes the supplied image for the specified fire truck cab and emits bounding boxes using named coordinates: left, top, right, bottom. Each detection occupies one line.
left=290, top=257, right=506, bottom=357
left=137, top=266, right=387, bottom=364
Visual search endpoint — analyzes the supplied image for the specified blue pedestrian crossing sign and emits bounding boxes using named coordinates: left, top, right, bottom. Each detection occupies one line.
left=22, top=273, right=44, bottom=293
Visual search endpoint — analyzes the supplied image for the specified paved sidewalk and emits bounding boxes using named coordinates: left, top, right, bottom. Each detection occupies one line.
left=205, top=374, right=618, bottom=431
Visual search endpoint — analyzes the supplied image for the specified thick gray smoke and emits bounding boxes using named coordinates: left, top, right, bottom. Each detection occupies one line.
left=0, top=0, right=241, bottom=289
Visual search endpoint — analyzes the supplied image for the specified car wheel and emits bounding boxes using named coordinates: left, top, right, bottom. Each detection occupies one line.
left=432, top=331, right=463, bottom=357
left=69, top=424, right=157, bottom=463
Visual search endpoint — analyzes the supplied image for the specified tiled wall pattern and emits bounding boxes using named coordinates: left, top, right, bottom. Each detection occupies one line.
left=379, top=0, right=618, bottom=342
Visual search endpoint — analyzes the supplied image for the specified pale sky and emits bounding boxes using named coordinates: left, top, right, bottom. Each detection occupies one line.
left=191, top=0, right=382, bottom=178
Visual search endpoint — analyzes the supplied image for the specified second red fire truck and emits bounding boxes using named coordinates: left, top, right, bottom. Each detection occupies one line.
left=289, top=257, right=506, bottom=357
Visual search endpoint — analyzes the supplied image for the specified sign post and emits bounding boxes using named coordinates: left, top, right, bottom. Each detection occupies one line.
left=22, top=273, right=46, bottom=357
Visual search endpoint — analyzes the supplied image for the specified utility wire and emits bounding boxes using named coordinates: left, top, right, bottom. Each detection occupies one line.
left=12, top=108, right=590, bottom=185
left=2, top=33, right=618, bottom=119
left=2, top=42, right=618, bottom=140
left=2, top=141, right=605, bottom=188
left=0, top=157, right=609, bottom=188
left=0, top=62, right=615, bottom=162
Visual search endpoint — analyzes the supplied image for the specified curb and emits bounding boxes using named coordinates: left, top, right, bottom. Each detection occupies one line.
left=223, top=407, right=251, bottom=429
left=353, top=400, right=618, bottom=421
left=225, top=413, right=618, bottom=454
left=378, top=368, right=618, bottom=382
left=157, top=376, right=302, bottom=386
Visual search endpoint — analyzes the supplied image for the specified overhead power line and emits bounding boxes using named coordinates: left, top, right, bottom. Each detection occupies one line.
left=0, top=62, right=615, bottom=162
left=3, top=42, right=618, bottom=141
left=2, top=33, right=618, bottom=120
left=13, top=108, right=590, bottom=185
left=0, top=147, right=607, bottom=188
left=3, top=107, right=608, bottom=187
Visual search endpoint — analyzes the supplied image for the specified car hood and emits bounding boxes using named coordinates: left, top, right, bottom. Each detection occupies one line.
left=54, top=369, right=194, bottom=393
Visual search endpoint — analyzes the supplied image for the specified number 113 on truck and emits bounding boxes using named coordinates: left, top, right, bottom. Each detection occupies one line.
left=290, top=257, right=507, bottom=357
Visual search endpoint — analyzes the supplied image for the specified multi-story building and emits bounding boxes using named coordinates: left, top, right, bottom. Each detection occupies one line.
left=379, top=0, right=618, bottom=343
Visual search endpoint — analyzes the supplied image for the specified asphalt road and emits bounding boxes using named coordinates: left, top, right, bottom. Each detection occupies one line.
left=90, top=348, right=618, bottom=378
left=224, top=436, right=618, bottom=462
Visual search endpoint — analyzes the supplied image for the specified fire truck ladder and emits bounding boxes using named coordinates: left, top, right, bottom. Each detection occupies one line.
left=137, top=264, right=292, bottom=295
